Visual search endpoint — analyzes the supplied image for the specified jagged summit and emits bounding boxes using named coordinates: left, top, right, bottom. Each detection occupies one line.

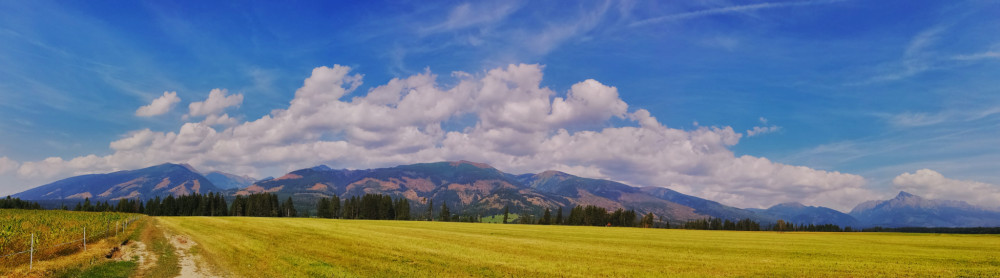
left=894, top=191, right=916, bottom=199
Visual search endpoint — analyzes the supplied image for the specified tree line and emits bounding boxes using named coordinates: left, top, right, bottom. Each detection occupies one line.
left=680, top=218, right=853, bottom=232
left=563, top=205, right=640, bottom=227
left=316, top=193, right=411, bottom=220
left=771, top=219, right=851, bottom=232
left=492, top=205, right=655, bottom=228
left=71, top=197, right=134, bottom=213
left=145, top=192, right=231, bottom=216
left=1, top=195, right=43, bottom=210
left=229, top=193, right=297, bottom=217
left=40, top=194, right=999, bottom=234
left=682, top=217, right=762, bottom=231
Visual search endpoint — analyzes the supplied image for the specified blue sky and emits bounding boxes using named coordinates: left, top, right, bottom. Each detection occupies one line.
left=1, top=0, right=999, bottom=211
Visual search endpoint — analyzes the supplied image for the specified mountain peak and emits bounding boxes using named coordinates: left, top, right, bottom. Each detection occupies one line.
left=537, top=170, right=570, bottom=178
left=153, top=162, right=200, bottom=174
left=774, top=202, right=806, bottom=208
left=310, top=165, right=332, bottom=171
left=894, top=191, right=917, bottom=199
left=14, top=162, right=220, bottom=201
left=449, top=160, right=494, bottom=169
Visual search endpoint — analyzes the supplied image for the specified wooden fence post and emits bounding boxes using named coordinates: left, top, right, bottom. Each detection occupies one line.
left=29, top=233, right=34, bottom=271
left=83, top=226, right=87, bottom=251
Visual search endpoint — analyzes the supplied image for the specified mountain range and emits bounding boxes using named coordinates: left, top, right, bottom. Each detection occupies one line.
left=204, top=171, right=256, bottom=189
left=13, top=163, right=220, bottom=201
left=849, top=191, right=1000, bottom=227
left=11, top=161, right=1000, bottom=228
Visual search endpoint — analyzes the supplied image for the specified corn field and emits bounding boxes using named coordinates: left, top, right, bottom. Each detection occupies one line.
left=0, top=209, right=141, bottom=268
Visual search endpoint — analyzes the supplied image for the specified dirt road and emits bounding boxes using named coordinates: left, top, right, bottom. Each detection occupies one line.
left=166, top=232, right=221, bottom=278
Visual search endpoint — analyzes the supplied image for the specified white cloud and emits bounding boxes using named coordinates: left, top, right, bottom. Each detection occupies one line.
left=893, top=169, right=1000, bottom=209
left=135, top=91, right=180, bottom=117
left=187, top=89, right=244, bottom=117
left=883, top=106, right=1000, bottom=128
left=953, top=51, right=1000, bottom=61
left=953, top=43, right=1000, bottom=61
left=888, top=112, right=947, bottom=127
left=851, top=26, right=945, bottom=84
left=746, top=126, right=780, bottom=137
left=630, top=0, right=845, bottom=27
left=11, top=64, right=870, bottom=211
left=0, top=157, right=19, bottom=175
left=202, top=113, right=239, bottom=127
left=422, top=2, right=522, bottom=33
left=746, top=117, right=780, bottom=137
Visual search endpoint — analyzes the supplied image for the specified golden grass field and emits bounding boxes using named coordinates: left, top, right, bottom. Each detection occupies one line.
left=157, top=217, right=1000, bottom=277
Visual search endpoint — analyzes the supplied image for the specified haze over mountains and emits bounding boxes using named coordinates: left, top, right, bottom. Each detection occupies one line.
left=12, top=161, right=1000, bottom=228
left=204, top=171, right=256, bottom=190
left=849, top=191, right=1000, bottom=228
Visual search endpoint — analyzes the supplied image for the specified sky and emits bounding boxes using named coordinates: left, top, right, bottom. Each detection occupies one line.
left=1, top=0, right=999, bottom=212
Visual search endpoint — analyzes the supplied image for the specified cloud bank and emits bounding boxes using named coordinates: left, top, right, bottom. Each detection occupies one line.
left=10, top=64, right=872, bottom=211
left=0, top=157, right=19, bottom=175
left=893, top=169, right=1000, bottom=209
left=135, top=91, right=180, bottom=117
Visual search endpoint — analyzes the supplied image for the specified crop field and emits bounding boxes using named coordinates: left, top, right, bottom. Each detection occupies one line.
left=158, top=217, right=1000, bottom=277
left=0, top=209, right=140, bottom=268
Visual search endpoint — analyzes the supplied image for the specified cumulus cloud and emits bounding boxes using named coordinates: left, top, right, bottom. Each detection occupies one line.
left=11, top=64, right=870, bottom=211
left=746, top=117, right=780, bottom=137
left=187, top=89, right=243, bottom=117
left=0, top=157, right=19, bottom=174
left=893, top=169, right=1000, bottom=209
left=135, top=91, right=180, bottom=117
left=202, top=113, right=239, bottom=127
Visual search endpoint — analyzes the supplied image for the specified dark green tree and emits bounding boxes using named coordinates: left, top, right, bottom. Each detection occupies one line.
left=331, top=195, right=341, bottom=219
left=541, top=208, right=551, bottom=225
left=641, top=212, right=655, bottom=228
left=426, top=198, right=434, bottom=221
left=282, top=197, right=297, bottom=217
left=502, top=205, right=509, bottom=224
left=440, top=202, right=451, bottom=222
left=317, top=197, right=330, bottom=218
left=555, top=207, right=563, bottom=225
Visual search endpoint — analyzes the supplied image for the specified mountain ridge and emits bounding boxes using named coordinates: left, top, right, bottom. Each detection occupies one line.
left=13, top=163, right=222, bottom=201
left=11, top=161, right=1000, bottom=228
left=850, top=191, right=1000, bottom=228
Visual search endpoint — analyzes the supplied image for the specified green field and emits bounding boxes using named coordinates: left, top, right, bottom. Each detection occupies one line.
left=158, top=217, right=1000, bottom=277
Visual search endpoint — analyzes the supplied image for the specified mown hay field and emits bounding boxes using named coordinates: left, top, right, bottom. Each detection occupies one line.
left=157, top=217, right=1000, bottom=277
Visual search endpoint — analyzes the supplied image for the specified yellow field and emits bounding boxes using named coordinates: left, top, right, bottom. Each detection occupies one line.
left=1, top=209, right=139, bottom=269
left=0, top=209, right=145, bottom=277
left=157, top=217, right=1000, bottom=277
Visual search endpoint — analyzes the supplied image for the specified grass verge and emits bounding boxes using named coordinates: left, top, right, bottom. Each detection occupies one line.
left=134, top=218, right=179, bottom=278
left=51, top=218, right=147, bottom=278
left=56, top=261, right=137, bottom=278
